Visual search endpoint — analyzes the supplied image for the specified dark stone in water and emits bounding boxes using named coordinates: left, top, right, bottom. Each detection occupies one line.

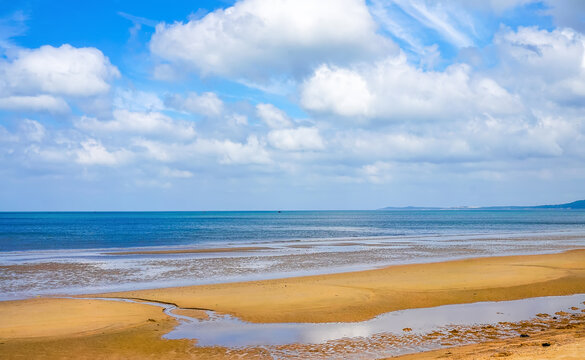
left=542, top=342, right=551, bottom=347
left=520, top=334, right=529, bottom=338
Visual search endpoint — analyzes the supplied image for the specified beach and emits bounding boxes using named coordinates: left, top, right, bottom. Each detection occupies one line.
left=2, top=249, right=585, bottom=359
left=4, top=0, right=585, bottom=357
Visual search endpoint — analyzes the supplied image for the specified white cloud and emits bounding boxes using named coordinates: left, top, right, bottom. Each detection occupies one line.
left=19, top=119, right=46, bottom=142
left=113, top=89, right=164, bottom=112
left=0, top=44, right=120, bottom=97
left=301, top=54, right=522, bottom=121
left=0, top=95, right=70, bottom=113
left=131, top=135, right=272, bottom=166
left=227, top=113, right=248, bottom=126
left=300, top=65, right=373, bottom=118
left=75, top=110, right=197, bottom=140
left=361, top=161, right=393, bottom=184
left=76, top=139, right=131, bottom=166
left=267, top=127, right=325, bottom=151
left=334, top=130, right=474, bottom=162
left=541, top=1, right=585, bottom=32
left=194, top=135, right=271, bottom=165
left=493, top=27, right=585, bottom=105
left=0, top=11, right=28, bottom=51
left=161, top=167, right=193, bottom=178
left=131, top=138, right=174, bottom=162
left=256, top=103, right=292, bottom=128
left=149, top=0, right=396, bottom=80
left=384, top=0, right=474, bottom=48
left=327, top=108, right=585, bottom=165
left=166, top=92, right=224, bottom=116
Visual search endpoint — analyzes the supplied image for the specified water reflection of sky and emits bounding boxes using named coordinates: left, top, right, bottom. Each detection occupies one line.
left=165, top=294, right=585, bottom=347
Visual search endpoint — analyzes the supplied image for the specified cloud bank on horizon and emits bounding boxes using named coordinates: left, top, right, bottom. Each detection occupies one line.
left=0, top=0, right=584, bottom=210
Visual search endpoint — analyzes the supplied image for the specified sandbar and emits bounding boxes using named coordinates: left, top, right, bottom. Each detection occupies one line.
left=101, top=249, right=585, bottom=323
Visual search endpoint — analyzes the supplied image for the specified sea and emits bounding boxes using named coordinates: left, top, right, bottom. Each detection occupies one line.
left=1, top=210, right=585, bottom=300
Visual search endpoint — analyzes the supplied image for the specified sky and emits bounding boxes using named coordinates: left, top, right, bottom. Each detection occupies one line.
left=0, top=0, right=584, bottom=210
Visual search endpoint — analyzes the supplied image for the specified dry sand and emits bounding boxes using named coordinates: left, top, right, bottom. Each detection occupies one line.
left=1, top=249, right=584, bottom=359
left=103, top=249, right=585, bottom=323
left=0, top=298, right=173, bottom=339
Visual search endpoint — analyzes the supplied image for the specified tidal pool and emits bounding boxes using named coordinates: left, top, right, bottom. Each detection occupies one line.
left=162, top=294, right=585, bottom=347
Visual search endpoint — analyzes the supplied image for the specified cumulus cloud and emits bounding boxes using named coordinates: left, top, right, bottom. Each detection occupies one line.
left=256, top=103, right=293, bottom=128
left=300, top=65, right=373, bottom=118
left=327, top=110, right=584, bottom=168
left=76, top=139, right=131, bottom=166
left=300, top=54, right=522, bottom=121
left=132, top=135, right=272, bottom=165
left=333, top=130, right=475, bottom=162
left=166, top=92, right=224, bottom=116
left=0, top=44, right=119, bottom=97
left=267, top=127, right=325, bottom=151
left=150, top=0, right=396, bottom=81
left=4, top=2, right=585, bottom=209
left=75, top=110, right=197, bottom=140
left=195, top=135, right=271, bottom=165
left=493, top=26, right=585, bottom=105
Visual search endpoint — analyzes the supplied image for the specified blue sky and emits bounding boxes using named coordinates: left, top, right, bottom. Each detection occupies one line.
left=1, top=0, right=584, bottom=210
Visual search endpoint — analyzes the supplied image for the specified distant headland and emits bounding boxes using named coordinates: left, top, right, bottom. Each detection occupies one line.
left=380, top=199, right=585, bottom=210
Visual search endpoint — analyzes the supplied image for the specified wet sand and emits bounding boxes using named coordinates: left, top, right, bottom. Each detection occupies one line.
left=105, top=246, right=271, bottom=255
left=391, top=311, right=585, bottom=360
left=1, top=249, right=585, bottom=359
left=4, top=232, right=584, bottom=301
left=101, top=249, right=585, bottom=323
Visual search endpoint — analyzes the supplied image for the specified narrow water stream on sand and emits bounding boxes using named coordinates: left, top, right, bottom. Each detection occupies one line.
left=77, top=293, right=585, bottom=352
left=163, top=294, right=585, bottom=346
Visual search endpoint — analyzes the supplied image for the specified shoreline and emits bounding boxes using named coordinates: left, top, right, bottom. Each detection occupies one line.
left=1, top=249, right=585, bottom=359
left=4, top=228, right=585, bottom=253
left=103, top=246, right=272, bottom=255
left=3, top=230, right=585, bottom=302
left=96, top=248, right=585, bottom=323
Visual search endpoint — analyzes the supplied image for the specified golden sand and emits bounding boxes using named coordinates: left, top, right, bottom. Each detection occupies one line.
left=1, top=249, right=584, bottom=359
left=102, top=249, right=585, bottom=323
left=0, top=298, right=171, bottom=339
left=392, top=319, right=585, bottom=360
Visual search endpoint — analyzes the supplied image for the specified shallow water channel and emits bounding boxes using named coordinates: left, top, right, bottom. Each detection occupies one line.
left=85, top=293, right=585, bottom=349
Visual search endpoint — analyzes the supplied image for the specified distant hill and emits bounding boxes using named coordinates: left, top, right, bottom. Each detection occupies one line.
left=379, top=200, right=585, bottom=210
left=533, top=200, right=585, bottom=209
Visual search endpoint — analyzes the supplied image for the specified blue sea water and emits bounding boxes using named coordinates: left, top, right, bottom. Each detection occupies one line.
left=1, top=210, right=585, bottom=300
left=1, top=210, right=585, bottom=252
